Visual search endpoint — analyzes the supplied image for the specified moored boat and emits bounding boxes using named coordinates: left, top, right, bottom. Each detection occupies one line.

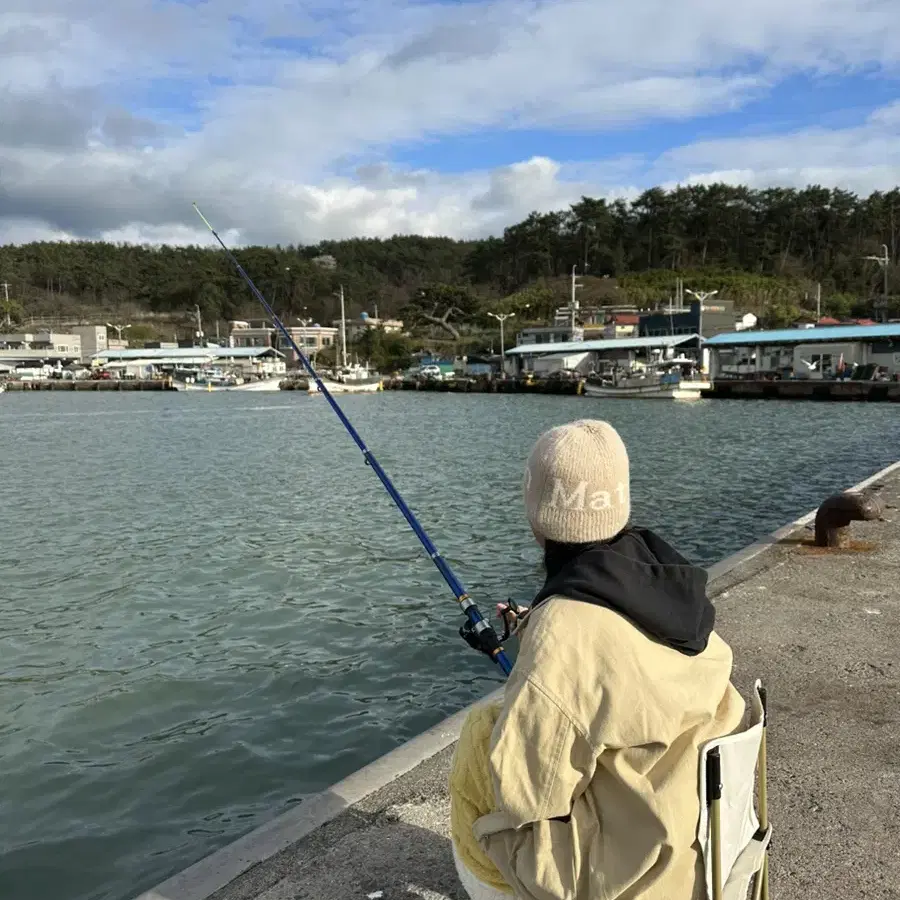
left=584, top=360, right=709, bottom=400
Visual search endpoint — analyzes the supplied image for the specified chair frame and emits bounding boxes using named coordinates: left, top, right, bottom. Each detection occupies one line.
left=705, top=682, right=770, bottom=900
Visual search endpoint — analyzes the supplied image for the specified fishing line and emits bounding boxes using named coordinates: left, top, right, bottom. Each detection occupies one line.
left=192, top=204, right=512, bottom=676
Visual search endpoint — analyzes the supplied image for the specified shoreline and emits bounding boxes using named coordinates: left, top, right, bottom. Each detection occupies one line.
left=135, top=456, right=900, bottom=900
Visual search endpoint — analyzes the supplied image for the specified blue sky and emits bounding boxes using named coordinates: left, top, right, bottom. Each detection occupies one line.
left=1, top=0, right=900, bottom=245
left=390, top=70, right=900, bottom=173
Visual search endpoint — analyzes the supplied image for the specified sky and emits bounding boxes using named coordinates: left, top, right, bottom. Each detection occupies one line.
left=1, top=0, right=899, bottom=247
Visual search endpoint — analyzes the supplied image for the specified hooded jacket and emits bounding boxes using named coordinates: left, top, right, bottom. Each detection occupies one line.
left=469, top=527, right=745, bottom=900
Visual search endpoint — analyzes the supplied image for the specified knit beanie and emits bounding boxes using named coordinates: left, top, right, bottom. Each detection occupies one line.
left=524, top=419, right=630, bottom=544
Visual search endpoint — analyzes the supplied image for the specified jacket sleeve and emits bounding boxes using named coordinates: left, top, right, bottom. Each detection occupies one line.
left=471, top=672, right=602, bottom=900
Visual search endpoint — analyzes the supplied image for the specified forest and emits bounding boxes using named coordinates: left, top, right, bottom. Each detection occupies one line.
left=1, top=183, right=897, bottom=351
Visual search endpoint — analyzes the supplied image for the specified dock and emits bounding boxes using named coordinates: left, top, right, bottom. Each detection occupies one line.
left=383, top=375, right=584, bottom=395
left=702, top=378, right=900, bottom=401
left=3, top=379, right=177, bottom=391
left=136, top=461, right=900, bottom=900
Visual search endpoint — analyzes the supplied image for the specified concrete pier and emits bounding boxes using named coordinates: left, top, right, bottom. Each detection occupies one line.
left=383, top=375, right=584, bottom=395
left=702, top=378, right=900, bottom=401
left=137, top=461, right=900, bottom=900
left=3, top=379, right=176, bottom=391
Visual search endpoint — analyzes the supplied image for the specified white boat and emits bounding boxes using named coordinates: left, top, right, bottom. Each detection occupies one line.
left=308, top=377, right=383, bottom=394
left=584, top=360, right=709, bottom=400
left=305, top=291, right=383, bottom=394
left=172, top=368, right=284, bottom=392
left=307, top=364, right=383, bottom=394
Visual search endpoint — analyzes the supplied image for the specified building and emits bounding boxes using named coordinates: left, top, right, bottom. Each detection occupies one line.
left=0, top=331, right=82, bottom=355
left=515, top=324, right=584, bottom=346
left=639, top=299, right=740, bottom=339
left=229, top=322, right=274, bottom=349
left=704, top=323, right=900, bottom=380
left=332, top=313, right=404, bottom=342
left=278, top=325, right=338, bottom=364
left=505, top=334, right=701, bottom=376
left=91, top=346, right=286, bottom=378
left=600, top=313, right=639, bottom=340
left=70, top=325, right=108, bottom=361
left=229, top=320, right=338, bottom=365
left=458, top=354, right=502, bottom=376
left=0, top=331, right=82, bottom=366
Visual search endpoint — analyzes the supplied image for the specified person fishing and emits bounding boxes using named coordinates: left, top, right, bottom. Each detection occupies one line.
left=450, top=418, right=746, bottom=900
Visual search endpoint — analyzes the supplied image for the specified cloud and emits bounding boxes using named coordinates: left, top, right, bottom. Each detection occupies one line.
left=1, top=0, right=900, bottom=246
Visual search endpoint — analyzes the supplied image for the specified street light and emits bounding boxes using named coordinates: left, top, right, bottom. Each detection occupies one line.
left=685, top=288, right=718, bottom=337
left=863, top=244, right=890, bottom=322
left=684, top=289, right=718, bottom=370
left=488, top=312, right=515, bottom=370
left=106, top=322, right=131, bottom=340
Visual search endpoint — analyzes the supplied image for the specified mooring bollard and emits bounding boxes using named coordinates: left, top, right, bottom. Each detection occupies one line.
left=814, top=490, right=884, bottom=548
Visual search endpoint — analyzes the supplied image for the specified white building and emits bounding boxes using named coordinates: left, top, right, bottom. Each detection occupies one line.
left=516, top=324, right=584, bottom=346
left=332, top=313, right=404, bottom=341
left=704, top=323, right=900, bottom=380
left=0, top=331, right=83, bottom=367
left=506, top=334, right=701, bottom=375
left=229, top=320, right=338, bottom=365
left=91, top=346, right=286, bottom=377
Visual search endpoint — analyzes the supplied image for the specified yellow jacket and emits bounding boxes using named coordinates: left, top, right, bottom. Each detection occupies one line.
left=453, top=592, right=744, bottom=900
left=450, top=699, right=513, bottom=893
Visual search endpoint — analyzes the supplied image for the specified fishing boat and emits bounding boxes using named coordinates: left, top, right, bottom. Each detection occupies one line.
left=583, top=359, right=709, bottom=400
left=307, top=363, right=383, bottom=394
left=306, top=287, right=383, bottom=394
left=172, top=367, right=283, bottom=392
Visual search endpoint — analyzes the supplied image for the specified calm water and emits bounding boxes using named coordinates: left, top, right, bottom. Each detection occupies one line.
left=1, top=392, right=898, bottom=900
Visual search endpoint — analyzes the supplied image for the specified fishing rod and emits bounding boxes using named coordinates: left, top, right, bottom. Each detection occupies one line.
left=192, top=204, right=513, bottom=677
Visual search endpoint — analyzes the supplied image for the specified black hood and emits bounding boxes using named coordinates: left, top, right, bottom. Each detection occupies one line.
left=533, top=527, right=714, bottom=655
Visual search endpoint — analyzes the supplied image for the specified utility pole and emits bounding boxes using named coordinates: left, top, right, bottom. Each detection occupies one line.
left=1, top=283, right=10, bottom=328
left=570, top=265, right=582, bottom=333
left=488, top=312, right=515, bottom=370
left=863, top=244, right=890, bottom=323
left=334, top=285, right=348, bottom=369
left=816, top=283, right=821, bottom=320
left=194, top=305, right=204, bottom=344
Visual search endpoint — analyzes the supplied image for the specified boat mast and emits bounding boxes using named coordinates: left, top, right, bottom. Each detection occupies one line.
left=339, top=284, right=348, bottom=369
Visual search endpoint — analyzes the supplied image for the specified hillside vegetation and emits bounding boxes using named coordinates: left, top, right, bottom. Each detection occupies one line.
left=1, top=184, right=897, bottom=347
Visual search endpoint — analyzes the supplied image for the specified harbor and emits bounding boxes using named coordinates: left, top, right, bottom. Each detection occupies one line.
left=136, top=460, right=900, bottom=900
left=5, top=11, right=900, bottom=900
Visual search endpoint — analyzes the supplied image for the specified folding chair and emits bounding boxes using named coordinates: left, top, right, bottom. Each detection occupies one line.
left=698, top=680, right=772, bottom=900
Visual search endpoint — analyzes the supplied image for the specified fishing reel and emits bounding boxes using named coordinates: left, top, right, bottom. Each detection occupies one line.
left=459, top=599, right=529, bottom=660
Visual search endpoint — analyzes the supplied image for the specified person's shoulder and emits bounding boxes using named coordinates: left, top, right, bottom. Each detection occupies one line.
left=516, top=596, right=645, bottom=715
left=526, top=594, right=647, bottom=653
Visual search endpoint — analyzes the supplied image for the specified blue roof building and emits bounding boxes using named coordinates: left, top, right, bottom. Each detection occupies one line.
left=705, top=323, right=900, bottom=380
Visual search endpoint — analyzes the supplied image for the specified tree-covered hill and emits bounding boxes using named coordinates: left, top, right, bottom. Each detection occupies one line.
left=1, top=183, right=897, bottom=333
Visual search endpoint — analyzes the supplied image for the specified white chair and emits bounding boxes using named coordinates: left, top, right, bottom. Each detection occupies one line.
left=697, top=680, right=772, bottom=900
left=452, top=844, right=513, bottom=900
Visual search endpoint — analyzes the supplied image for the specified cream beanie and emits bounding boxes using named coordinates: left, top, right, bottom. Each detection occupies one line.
left=524, top=419, right=630, bottom=544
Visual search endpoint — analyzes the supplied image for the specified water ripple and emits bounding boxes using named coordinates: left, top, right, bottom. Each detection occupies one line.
left=1, top=393, right=899, bottom=900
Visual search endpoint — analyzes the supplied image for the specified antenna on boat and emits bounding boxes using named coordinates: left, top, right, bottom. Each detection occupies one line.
left=191, top=204, right=512, bottom=677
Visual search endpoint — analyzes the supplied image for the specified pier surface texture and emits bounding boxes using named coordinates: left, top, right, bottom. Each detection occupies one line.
left=139, top=462, right=900, bottom=900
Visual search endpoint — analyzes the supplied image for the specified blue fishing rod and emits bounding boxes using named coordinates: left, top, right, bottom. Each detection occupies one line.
left=192, top=204, right=513, bottom=677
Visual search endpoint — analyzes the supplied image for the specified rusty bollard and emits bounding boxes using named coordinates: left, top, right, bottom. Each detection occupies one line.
left=814, top=490, right=884, bottom=548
